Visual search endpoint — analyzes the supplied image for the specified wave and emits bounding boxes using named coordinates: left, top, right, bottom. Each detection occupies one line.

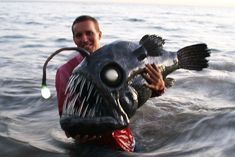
left=24, top=21, right=44, bottom=25
left=21, top=44, right=46, bottom=48
left=0, top=35, right=31, bottom=39
left=125, top=18, right=145, bottom=22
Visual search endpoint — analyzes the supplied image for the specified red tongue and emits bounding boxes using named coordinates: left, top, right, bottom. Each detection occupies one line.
left=112, top=128, right=135, bottom=152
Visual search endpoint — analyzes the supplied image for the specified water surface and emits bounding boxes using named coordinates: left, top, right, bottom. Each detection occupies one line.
left=0, top=1, right=235, bottom=157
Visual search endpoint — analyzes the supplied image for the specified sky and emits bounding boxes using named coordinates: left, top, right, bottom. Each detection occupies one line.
left=65, top=0, right=235, bottom=8
left=110, top=0, right=235, bottom=8
left=3, top=0, right=235, bottom=8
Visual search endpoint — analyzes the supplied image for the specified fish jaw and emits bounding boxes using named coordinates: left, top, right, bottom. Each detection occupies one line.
left=60, top=116, right=127, bottom=137
left=60, top=71, right=139, bottom=136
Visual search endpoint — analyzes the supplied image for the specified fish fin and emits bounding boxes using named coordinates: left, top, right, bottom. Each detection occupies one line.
left=139, top=34, right=165, bottom=56
left=177, top=43, right=210, bottom=71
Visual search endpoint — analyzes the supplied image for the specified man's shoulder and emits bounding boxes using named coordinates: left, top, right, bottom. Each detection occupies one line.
left=58, top=54, right=84, bottom=72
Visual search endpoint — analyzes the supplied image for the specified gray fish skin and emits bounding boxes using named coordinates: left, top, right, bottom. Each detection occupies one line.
left=60, top=40, right=209, bottom=137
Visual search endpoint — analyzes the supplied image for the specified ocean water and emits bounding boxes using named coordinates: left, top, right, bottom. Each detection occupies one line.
left=0, top=1, right=235, bottom=157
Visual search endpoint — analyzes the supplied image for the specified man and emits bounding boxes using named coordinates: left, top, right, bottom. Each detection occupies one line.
left=55, top=15, right=165, bottom=152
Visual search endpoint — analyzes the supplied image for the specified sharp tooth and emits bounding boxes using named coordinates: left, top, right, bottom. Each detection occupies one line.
left=72, top=74, right=79, bottom=84
left=68, top=85, right=76, bottom=96
left=70, top=76, right=83, bottom=95
left=88, top=104, right=97, bottom=117
left=67, top=97, right=76, bottom=115
left=99, top=97, right=103, bottom=104
left=67, top=77, right=82, bottom=95
left=116, top=97, right=130, bottom=123
left=82, top=103, right=89, bottom=118
left=79, top=78, right=86, bottom=97
left=80, top=78, right=86, bottom=91
left=71, top=94, right=79, bottom=115
left=91, top=106, right=96, bottom=117
left=120, top=115, right=124, bottom=125
left=87, top=83, right=94, bottom=101
left=63, top=94, right=76, bottom=116
left=93, top=102, right=100, bottom=116
left=65, top=97, right=71, bottom=115
left=110, top=93, right=115, bottom=100
left=93, top=90, right=97, bottom=96
left=95, top=94, right=100, bottom=105
left=78, top=96, right=86, bottom=117
left=63, top=96, right=69, bottom=115
left=75, top=75, right=83, bottom=86
left=66, top=102, right=72, bottom=115
left=66, top=75, right=78, bottom=94
left=87, top=108, right=92, bottom=117
left=98, top=103, right=102, bottom=116
left=120, top=115, right=123, bottom=121
left=67, top=101, right=74, bottom=115
left=65, top=75, right=76, bottom=92
left=86, top=81, right=91, bottom=91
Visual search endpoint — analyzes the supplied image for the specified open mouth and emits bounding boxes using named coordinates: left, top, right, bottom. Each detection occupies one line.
left=60, top=73, right=129, bottom=135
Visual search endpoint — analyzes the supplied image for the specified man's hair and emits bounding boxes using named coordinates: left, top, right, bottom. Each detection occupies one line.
left=72, top=15, right=100, bottom=35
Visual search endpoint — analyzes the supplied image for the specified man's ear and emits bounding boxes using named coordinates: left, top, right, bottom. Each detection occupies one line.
left=99, top=31, right=102, bottom=40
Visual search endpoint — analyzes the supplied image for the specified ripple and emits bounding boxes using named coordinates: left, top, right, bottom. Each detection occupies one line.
left=55, top=38, right=70, bottom=42
left=125, top=18, right=145, bottom=22
left=0, top=123, right=8, bottom=134
left=209, top=61, right=235, bottom=72
left=1, top=35, right=30, bottom=39
left=25, top=21, right=43, bottom=25
left=153, top=26, right=181, bottom=32
left=21, top=44, right=46, bottom=48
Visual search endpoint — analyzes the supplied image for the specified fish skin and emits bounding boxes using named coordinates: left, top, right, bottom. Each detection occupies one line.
left=60, top=36, right=210, bottom=136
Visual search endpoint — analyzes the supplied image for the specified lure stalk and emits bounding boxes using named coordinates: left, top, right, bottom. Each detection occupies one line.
left=41, top=47, right=90, bottom=99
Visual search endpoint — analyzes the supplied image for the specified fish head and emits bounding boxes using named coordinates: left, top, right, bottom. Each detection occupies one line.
left=60, top=41, right=151, bottom=136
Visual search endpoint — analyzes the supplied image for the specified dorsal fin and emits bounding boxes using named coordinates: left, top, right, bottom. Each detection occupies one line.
left=139, top=34, right=165, bottom=56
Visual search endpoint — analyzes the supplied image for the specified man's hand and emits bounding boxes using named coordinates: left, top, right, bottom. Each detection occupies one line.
left=142, top=64, right=165, bottom=97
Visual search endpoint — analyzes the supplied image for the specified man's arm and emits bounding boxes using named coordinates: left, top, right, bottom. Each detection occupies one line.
left=55, top=68, right=67, bottom=117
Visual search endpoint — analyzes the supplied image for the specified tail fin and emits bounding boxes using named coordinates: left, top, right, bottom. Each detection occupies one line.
left=177, top=43, right=210, bottom=71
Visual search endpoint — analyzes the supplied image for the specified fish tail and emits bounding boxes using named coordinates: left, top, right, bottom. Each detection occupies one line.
left=177, top=43, right=210, bottom=71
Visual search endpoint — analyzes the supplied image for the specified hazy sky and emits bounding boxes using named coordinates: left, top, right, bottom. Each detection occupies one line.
left=110, top=0, right=235, bottom=8
left=5, top=0, right=235, bottom=8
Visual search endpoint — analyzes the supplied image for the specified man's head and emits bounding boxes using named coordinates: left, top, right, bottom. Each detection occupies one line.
left=72, top=15, right=102, bottom=53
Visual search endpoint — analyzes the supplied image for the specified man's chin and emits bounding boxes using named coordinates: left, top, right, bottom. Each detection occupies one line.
left=83, top=46, right=94, bottom=53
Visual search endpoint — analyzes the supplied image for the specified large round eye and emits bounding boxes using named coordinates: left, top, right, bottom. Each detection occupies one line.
left=100, top=63, right=124, bottom=88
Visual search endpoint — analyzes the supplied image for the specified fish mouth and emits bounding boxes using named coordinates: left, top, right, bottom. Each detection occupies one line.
left=60, top=73, right=130, bottom=136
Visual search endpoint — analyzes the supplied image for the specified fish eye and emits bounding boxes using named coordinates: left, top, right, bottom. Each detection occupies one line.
left=100, top=63, right=124, bottom=88
left=105, top=69, right=119, bottom=82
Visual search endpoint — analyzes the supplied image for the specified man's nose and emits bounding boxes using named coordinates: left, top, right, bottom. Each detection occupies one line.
left=81, top=34, right=88, bottom=42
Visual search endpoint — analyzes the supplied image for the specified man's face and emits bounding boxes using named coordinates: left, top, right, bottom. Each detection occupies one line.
left=73, top=20, right=102, bottom=53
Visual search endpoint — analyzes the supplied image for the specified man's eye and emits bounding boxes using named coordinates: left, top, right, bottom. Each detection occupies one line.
left=86, top=31, right=94, bottom=36
left=75, top=33, right=82, bottom=38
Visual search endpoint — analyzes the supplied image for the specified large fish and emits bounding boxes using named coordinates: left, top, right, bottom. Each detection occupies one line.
left=42, top=35, right=210, bottom=139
